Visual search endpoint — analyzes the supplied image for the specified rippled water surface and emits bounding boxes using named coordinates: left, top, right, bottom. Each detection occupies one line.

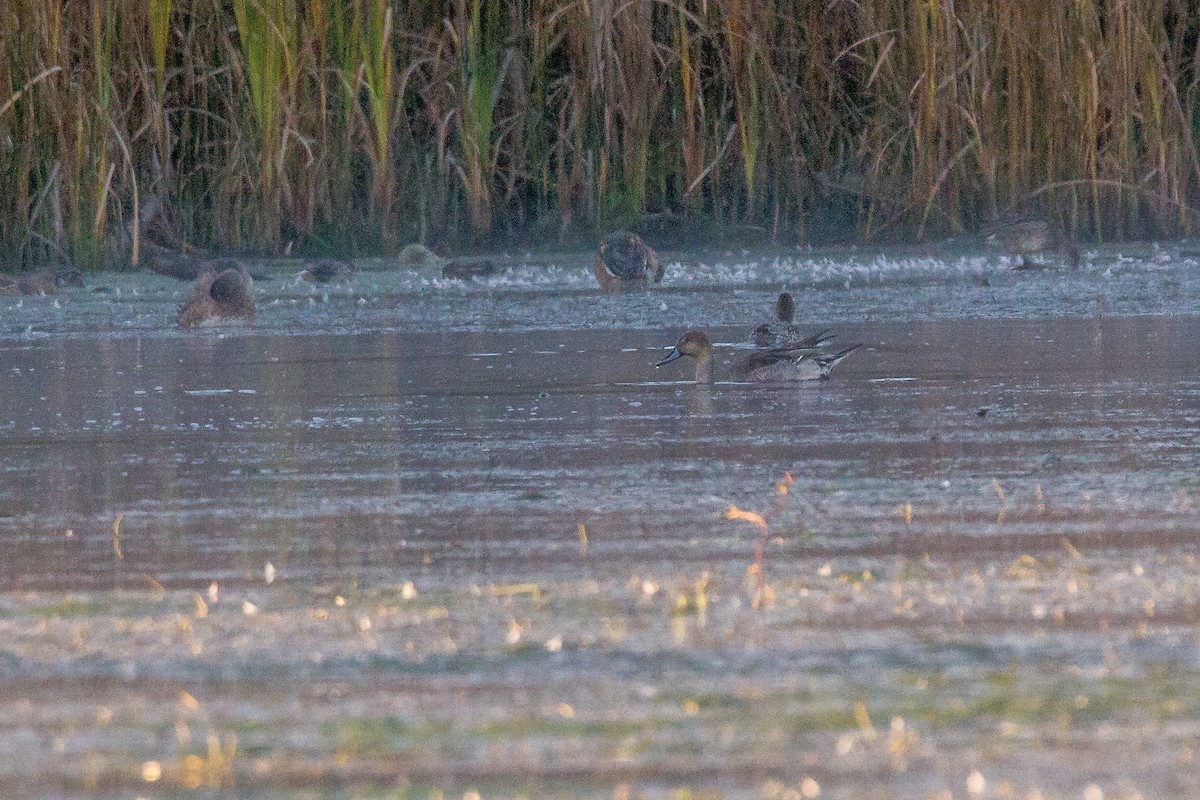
left=2, top=242, right=1200, bottom=798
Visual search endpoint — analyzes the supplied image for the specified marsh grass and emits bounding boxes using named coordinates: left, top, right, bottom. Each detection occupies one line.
left=3, top=0, right=1200, bottom=268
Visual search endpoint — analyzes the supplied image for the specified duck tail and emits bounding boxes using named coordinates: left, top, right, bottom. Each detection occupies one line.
left=817, top=343, right=863, bottom=378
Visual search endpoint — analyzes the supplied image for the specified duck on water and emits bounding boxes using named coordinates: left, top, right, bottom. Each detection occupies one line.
left=657, top=330, right=862, bottom=383
left=177, top=266, right=255, bottom=328
left=593, top=232, right=662, bottom=290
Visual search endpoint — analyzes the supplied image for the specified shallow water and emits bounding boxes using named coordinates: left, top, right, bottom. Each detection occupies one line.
left=2, top=243, right=1200, bottom=798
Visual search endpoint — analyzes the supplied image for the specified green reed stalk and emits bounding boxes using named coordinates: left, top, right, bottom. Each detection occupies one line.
left=6, top=0, right=1200, bottom=269
left=723, top=0, right=763, bottom=219
left=675, top=5, right=703, bottom=201
left=231, top=0, right=289, bottom=247
left=458, top=0, right=505, bottom=237
left=148, top=0, right=172, bottom=100
left=358, top=0, right=395, bottom=246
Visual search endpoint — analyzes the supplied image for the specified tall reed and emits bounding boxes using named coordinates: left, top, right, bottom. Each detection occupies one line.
left=3, top=0, right=1200, bottom=269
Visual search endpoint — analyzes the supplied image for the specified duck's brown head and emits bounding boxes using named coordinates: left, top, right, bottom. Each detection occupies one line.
left=656, top=330, right=712, bottom=367
left=774, top=292, right=795, bottom=324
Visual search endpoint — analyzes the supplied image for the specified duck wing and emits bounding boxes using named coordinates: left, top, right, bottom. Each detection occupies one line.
left=731, top=343, right=823, bottom=377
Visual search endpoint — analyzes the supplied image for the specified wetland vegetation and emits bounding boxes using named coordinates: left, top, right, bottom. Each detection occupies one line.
left=4, top=0, right=1200, bottom=268
left=4, top=2, right=1200, bottom=798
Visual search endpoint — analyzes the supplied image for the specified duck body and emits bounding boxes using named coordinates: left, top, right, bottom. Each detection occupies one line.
left=398, top=243, right=443, bottom=272
left=441, top=259, right=498, bottom=280
left=53, top=268, right=86, bottom=288
left=148, top=248, right=270, bottom=282
left=177, top=267, right=255, bottom=328
left=985, top=216, right=1081, bottom=269
left=751, top=291, right=836, bottom=350
left=594, top=232, right=662, bottom=289
left=29, top=272, right=48, bottom=294
left=657, top=330, right=861, bottom=383
left=0, top=266, right=84, bottom=295
left=146, top=247, right=207, bottom=280
left=730, top=341, right=861, bottom=381
left=301, top=259, right=353, bottom=284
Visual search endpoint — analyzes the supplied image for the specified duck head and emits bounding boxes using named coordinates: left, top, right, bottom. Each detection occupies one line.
left=656, top=330, right=712, bottom=366
left=774, top=292, right=795, bottom=324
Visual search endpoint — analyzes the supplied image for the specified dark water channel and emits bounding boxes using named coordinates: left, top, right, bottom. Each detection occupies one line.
left=2, top=245, right=1200, bottom=798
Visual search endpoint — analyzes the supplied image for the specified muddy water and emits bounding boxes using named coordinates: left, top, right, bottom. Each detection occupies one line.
left=2, top=246, right=1200, bottom=798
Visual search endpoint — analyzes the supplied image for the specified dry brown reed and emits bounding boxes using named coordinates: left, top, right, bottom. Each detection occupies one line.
left=2, top=0, right=1199, bottom=269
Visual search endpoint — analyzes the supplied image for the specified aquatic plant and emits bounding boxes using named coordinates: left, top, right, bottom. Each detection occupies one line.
left=3, top=0, right=1200, bottom=269
left=726, top=471, right=795, bottom=609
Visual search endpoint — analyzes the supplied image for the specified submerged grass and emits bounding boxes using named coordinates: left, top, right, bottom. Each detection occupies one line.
left=3, top=0, right=1200, bottom=268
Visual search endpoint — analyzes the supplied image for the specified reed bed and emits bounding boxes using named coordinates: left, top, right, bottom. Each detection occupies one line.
left=2, top=0, right=1199, bottom=269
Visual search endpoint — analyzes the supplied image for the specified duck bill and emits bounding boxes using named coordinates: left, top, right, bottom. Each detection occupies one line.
left=656, top=348, right=683, bottom=367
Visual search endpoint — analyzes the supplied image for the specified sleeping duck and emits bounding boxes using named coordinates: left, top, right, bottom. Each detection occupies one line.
left=593, top=231, right=662, bottom=290
left=177, top=266, right=255, bottom=328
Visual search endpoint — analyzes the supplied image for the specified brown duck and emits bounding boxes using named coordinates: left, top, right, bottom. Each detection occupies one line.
left=177, top=267, right=255, bottom=328
left=985, top=217, right=1081, bottom=270
left=0, top=268, right=85, bottom=295
left=657, top=330, right=861, bottom=383
left=300, top=259, right=354, bottom=284
left=593, top=232, right=662, bottom=289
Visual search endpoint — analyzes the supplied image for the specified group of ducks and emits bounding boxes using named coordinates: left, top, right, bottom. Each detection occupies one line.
left=0, top=267, right=87, bottom=296
left=151, top=234, right=865, bottom=384
left=594, top=217, right=1082, bottom=383
left=169, top=231, right=658, bottom=328
left=3, top=217, right=1075, bottom=347
left=593, top=216, right=1081, bottom=292
left=656, top=291, right=862, bottom=383
left=164, top=242, right=496, bottom=328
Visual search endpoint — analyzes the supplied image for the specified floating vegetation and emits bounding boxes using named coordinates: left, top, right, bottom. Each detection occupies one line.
left=726, top=471, right=794, bottom=608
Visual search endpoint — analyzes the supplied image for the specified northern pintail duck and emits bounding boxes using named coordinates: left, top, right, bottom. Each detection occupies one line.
left=398, top=243, right=444, bottom=272
left=441, top=258, right=498, bottom=280
left=149, top=248, right=270, bottom=282
left=657, top=330, right=861, bottom=382
left=146, top=247, right=208, bottom=280
left=300, top=259, right=353, bottom=284
left=177, top=266, right=255, bottom=328
left=750, top=291, right=837, bottom=350
left=594, top=231, right=662, bottom=290
left=0, top=268, right=85, bottom=295
left=53, top=268, right=86, bottom=288
left=985, top=216, right=1081, bottom=269
left=398, top=243, right=501, bottom=279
